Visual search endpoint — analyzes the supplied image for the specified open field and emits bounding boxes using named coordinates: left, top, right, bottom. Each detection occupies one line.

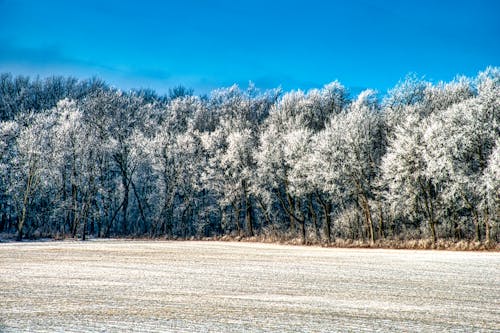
left=0, top=241, right=499, bottom=332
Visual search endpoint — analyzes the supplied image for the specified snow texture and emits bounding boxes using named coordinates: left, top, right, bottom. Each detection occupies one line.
left=1, top=241, right=499, bottom=332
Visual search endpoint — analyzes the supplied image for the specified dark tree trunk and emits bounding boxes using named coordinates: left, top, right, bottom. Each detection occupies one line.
left=0, top=210, right=6, bottom=232
left=232, top=201, right=242, bottom=236
left=286, top=192, right=296, bottom=233
left=243, top=180, right=254, bottom=237
left=377, top=202, right=384, bottom=239
left=82, top=218, right=86, bottom=241
left=316, top=193, right=332, bottom=244
left=245, top=196, right=254, bottom=237
left=308, top=194, right=321, bottom=242
left=16, top=217, right=23, bottom=241
left=256, top=197, right=271, bottom=229
left=484, top=208, right=490, bottom=244
left=121, top=175, right=129, bottom=235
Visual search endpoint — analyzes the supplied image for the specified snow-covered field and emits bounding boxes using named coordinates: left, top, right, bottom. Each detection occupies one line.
left=0, top=241, right=499, bottom=332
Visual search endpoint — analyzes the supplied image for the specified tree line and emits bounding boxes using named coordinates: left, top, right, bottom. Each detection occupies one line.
left=0, top=69, right=498, bottom=244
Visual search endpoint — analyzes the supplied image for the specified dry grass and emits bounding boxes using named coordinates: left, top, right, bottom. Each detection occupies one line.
left=1, top=240, right=499, bottom=332
left=216, top=233, right=500, bottom=251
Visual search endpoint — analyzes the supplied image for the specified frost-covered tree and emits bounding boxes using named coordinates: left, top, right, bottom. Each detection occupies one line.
left=423, top=71, right=499, bottom=241
left=0, top=74, right=107, bottom=121
left=381, top=76, right=480, bottom=243
left=0, top=69, right=498, bottom=245
left=48, top=99, right=103, bottom=239
left=482, top=140, right=500, bottom=242
left=0, top=120, right=20, bottom=232
left=82, top=89, right=153, bottom=235
left=140, top=95, right=207, bottom=237
left=382, top=113, right=441, bottom=242
left=5, top=111, right=55, bottom=240
left=309, top=90, right=383, bottom=243
left=256, top=83, right=348, bottom=242
left=383, top=74, right=428, bottom=135
left=200, top=85, right=278, bottom=236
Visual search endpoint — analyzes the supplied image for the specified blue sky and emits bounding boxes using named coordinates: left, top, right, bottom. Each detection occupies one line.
left=0, top=0, right=498, bottom=95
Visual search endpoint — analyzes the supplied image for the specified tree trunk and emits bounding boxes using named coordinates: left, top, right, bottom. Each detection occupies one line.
left=359, top=194, right=374, bottom=244
left=421, top=181, right=438, bottom=244
left=472, top=210, right=481, bottom=242
left=243, top=181, right=254, bottom=237
left=17, top=196, right=29, bottom=241
left=308, top=194, right=320, bottom=242
left=131, top=179, right=148, bottom=234
left=17, top=169, right=35, bottom=241
left=366, top=204, right=375, bottom=244
left=71, top=212, right=79, bottom=238
left=325, top=205, right=332, bottom=243
left=16, top=216, right=24, bottom=241
left=232, top=201, right=242, bottom=236
left=301, top=219, right=306, bottom=244
left=121, top=174, right=129, bottom=235
left=90, top=214, right=95, bottom=236
left=428, top=201, right=437, bottom=244
left=256, top=197, right=271, bottom=229
left=276, top=190, right=306, bottom=243
left=316, top=193, right=332, bottom=244
left=165, top=205, right=174, bottom=236
left=0, top=211, right=6, bottom=232
left=286, top=192, right=296, bottom=234
left=62, top=172, right=70, bottom=235
left=82, top=217, right=87, bottom=241
left=71, top=151, right=78, bottom=238
left=429, top=219, right=437, bottom=244
left=377, top=202, right=384, bottom=239
left=484, top=208, right=490, bottom=244
left=245, top=196, right=254, bottom=237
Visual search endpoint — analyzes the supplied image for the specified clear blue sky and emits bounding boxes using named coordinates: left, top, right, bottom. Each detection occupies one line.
left=0, top=0, right=498, bottom=95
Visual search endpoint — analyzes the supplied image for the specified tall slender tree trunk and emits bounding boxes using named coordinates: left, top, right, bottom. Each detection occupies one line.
left=484, top=208, right=490, bottom=244
left=71, top=184, right=78, bottom=238
left=359, top=194, right=374, bottom=244
left=429, top=218, right=437, bottom=244
left=301, top=216, right=306, bottom=244
left=277, top=190, right=306, bottom=244
left=121, top=174, right=129, bottom=235
left=473, top=212, right=481, bottom=242
left=0, top=209, right=6, bottom=232
left=17, top=208, right=26, bottom=242
left=71, top=148, right=78, bottom=238
left=421, top=181, right=438, bottom=244
left=82, top=216, right=87, bottom=241
left=308, top=194, right=320, bottom=242
left=243, top=180, right=254, bottom=237
left=256, top=197, right=271, bottom=229
left=90, top=216, right=95, bottom=236
left=62, top=171, right=70, bottom=235
left=286, top=192, right=296, bottom=234
left=323, top=202, right=332, bottom=244
left=131, top=179, right=148, bottom=234
left=462, top=192, right=481, bottom=243
left=377, top=202, right=384, bottom=239
left=324, top=205, right=332, bottom=243
left=245, top=196, right=254, bottom=237
left=18, top=166, right=36, bottom=241
left=316, top=194, right=332, bottom=244
left=17, top=190, right=30, bottom=241
left=428, top=203, right=437, bottom=244
left=232, top=201, right=242, bottom=236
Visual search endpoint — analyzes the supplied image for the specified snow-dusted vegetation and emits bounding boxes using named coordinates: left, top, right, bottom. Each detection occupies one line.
left=0, top=241, right=498, bottom=332
left=0, top=68, right=498, bottom=245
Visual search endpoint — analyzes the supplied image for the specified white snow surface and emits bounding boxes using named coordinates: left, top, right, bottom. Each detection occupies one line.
left=0, top=240, right=499, bottom=332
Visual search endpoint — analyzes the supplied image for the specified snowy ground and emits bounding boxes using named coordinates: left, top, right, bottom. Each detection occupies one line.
left=0, top=241, right=499, bottom=332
